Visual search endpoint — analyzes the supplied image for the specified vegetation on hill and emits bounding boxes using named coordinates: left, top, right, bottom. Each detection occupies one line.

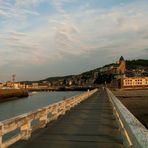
left=126, top=59, right=148, bottom=69
left=43, top=75, right=74, bottom=82
left=103, top=63, right=118, bottom=68
left=94, top=74, right=114, bottom=84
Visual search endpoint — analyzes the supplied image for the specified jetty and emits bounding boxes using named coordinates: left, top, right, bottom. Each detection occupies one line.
left=0, top=89, right=28, bottom=102
left=0, top=88, right=147, bottom=148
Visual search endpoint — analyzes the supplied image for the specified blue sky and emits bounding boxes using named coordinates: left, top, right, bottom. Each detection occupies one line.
left=0, top=0, right=148, bottom=81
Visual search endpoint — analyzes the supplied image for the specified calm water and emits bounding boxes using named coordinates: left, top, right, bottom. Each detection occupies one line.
left=0, top=91, right=83, bottom=121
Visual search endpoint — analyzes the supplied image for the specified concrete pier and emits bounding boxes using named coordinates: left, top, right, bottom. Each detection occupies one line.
left=0, top=89, right=28, bottom=102
left=1, top=88, right=147, bottom=148
left=10, top=90, right=123, bottom=148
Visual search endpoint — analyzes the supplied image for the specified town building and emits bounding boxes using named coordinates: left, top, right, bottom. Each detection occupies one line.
left=32, top=83, right=39, bottom=89
left=0, top=83, right=3, bottom=88
left=117, top=56, right=126, bottom=75
left=119, top=77, right=148, bottom=89
left=100, top=56, right=126, bottom=76
left=109, top=56, right=148, bottom=89
left=13, top=83, right=21, bottom=89
left=5, top=81, right=13, bottom=88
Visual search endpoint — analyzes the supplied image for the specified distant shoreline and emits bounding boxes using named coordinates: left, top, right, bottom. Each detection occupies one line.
left=27, top=86, right=96, bottom=92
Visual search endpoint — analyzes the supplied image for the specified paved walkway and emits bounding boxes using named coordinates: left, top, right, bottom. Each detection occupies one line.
left=11, top=90, right=124, bottom=148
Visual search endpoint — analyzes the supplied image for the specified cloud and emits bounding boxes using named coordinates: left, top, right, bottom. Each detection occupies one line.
left=15, top=0, right=44, bottom=7
left=0, top=0, right=40, bottom=21
left=144, top=48, right=148, bottom=51
left=51, top=0, right=74, bottom=12
left=0, top=9, right=9, bottom=17
left=0, top=0, right=148, bottom=81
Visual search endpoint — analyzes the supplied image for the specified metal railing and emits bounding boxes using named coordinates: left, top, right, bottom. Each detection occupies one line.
left=106, top=88, right=148, bottom=148
left=0, top=89, right=98, bottom=148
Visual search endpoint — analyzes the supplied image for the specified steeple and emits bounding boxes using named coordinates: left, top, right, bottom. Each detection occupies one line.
left=119, top=56, right=124, bottom=61
left=118, top=56, right=126, bottom=75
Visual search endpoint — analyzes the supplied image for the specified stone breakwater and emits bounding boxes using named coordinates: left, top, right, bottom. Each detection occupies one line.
left=0, top=89, right=28, bottom=102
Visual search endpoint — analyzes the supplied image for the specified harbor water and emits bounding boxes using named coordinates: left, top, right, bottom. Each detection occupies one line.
left=0, top=91, right=83, bottom=121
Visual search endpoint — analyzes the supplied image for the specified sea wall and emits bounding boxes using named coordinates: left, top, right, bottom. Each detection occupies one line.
left=0, top=89, right=29, bottom=102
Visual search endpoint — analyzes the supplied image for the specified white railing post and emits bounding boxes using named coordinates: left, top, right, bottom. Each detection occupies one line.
left=0, top=123, right=3, bottom=148
left=65, top=100, right=71, bottom=111
left=39, top=109, right=48, bottom=128
left=51, top=105, right=59, bottom=120
left=61, top=102, right=66, bottom=115
left=20, top=118, right=32, bottom=140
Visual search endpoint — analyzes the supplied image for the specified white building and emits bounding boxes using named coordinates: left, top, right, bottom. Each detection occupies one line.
left=121, top=77, right=148, bottom=88
left=0, top=83, right=3, bottom=88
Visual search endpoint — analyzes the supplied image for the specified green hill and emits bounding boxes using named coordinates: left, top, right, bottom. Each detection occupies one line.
left=126, top=59, right=148, bottom=69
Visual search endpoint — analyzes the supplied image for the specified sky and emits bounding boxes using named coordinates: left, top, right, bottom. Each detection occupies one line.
left=0, top=0, right=148, bottom=81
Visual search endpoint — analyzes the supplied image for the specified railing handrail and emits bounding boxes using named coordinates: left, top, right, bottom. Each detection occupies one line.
left=0, top=89, right=98, bottom=148
left=106, top=88, right=148, bottom=148
left=0, top=91, right=86, bottom=123
left=1, top=95, right=76, bottom=124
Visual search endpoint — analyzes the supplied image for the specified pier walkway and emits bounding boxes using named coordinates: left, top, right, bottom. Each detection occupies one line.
left=11, top=90, right=123, bottom=148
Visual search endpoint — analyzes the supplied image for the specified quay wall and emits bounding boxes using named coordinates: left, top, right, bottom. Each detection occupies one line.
left=0, top=89, right=29, bottom=102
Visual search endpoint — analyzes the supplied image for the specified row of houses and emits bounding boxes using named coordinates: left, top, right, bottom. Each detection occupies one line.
left=0, top=81, right=53, bottom=90
left=0, top=82, right=26, bottom=89
left=101, top=56, right=148, bottom=89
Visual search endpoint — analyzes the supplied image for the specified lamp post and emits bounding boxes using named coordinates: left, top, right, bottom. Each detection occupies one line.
left=12, top=74, right=16, bottom=88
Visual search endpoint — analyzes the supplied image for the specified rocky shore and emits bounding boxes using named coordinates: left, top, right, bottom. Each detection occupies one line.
left=0, top=89, right=29, bottom=102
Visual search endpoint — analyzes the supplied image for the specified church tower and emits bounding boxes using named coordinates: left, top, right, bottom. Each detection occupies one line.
left=118, top=56, right=126, bottom=74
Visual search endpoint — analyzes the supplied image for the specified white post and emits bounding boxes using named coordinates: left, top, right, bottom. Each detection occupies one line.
left=0, top=123, right=3, bottom=147
left=51, top=105, right=59, bottom=121
left=61, top=102, right=66, bottom=115
left=39, top=109, right=48, bottom=128
left=21, top=119, right=32, bottom=140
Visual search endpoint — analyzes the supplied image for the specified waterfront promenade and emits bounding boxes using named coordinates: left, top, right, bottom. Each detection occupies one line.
left=11, top=90, right=123, bottom=148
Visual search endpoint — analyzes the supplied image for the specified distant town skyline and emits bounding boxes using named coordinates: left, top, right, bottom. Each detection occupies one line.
left=0, top=0, right=148, bottom=81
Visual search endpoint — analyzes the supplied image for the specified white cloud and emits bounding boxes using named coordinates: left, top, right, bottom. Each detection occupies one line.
left=0, top=0, right=148, bottom=81
left=15, top=0, right=44, bottom=7
left=0, top=0, right=40, bottom=20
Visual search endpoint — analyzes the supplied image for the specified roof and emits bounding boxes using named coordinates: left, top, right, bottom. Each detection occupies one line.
left=120, top=56, right=124, bottom=61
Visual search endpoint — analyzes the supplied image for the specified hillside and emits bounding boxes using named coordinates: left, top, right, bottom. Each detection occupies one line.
left=21, top=59, right=148, bottom=85
left=103, top=59, right=148, bottom=69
